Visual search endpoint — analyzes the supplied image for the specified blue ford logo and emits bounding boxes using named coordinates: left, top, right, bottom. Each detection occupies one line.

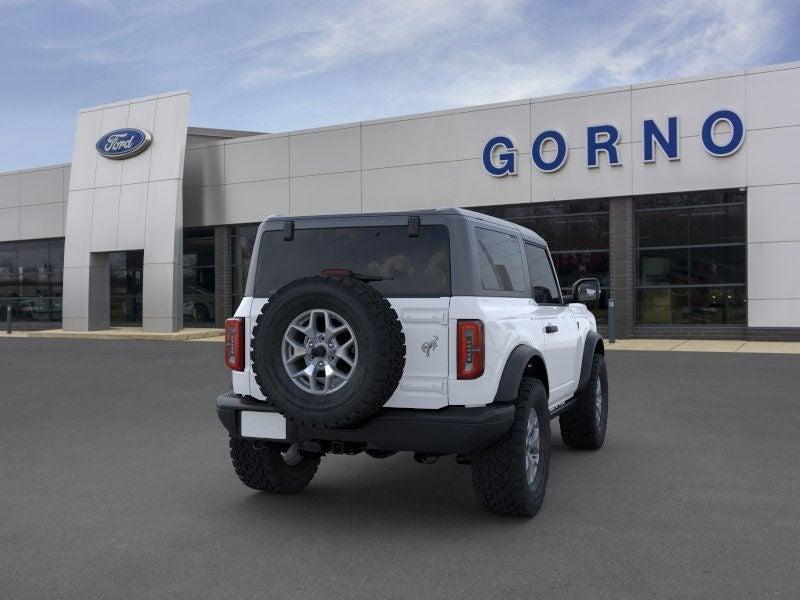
left=96, top=128, right=152, bottom=160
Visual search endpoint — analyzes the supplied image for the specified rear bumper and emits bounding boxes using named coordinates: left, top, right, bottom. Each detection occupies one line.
left=216, top=392, right=515, bottom=454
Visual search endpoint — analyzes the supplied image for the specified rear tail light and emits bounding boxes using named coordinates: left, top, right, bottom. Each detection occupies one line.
left=457, top=320, right=484, bottom=379
left=225, top=318, right=245, bottom=371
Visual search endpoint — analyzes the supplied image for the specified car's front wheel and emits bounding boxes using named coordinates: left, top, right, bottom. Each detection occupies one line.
left=559, top=353, right=608, bottom=450
left=470, top=377, right=550, bottom=517
left=229, top=437, right=320, bottom=493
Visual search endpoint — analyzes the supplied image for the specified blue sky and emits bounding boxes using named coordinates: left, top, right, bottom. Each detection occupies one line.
left=1, top=0, right=798, bottom=171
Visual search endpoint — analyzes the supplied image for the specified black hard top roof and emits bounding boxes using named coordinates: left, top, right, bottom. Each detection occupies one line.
left=263, top=207, right=547, bottom=247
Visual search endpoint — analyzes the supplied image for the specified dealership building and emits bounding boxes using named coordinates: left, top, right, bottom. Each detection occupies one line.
left=1, top=61, right=799, bottom=339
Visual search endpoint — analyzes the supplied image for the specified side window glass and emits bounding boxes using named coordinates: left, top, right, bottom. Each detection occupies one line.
left=474, top=227, right=526, bottom=292
left=525, top=243, right=561, bottom=304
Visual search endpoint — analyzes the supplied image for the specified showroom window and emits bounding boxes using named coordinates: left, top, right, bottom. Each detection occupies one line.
left=474, top=200, right=610, bottom=322
left=109, top=251, right=144, bottom=325
left=0, top=238, right=64, bottom=323
left=231, top=223, right=259, bottom=312
left=183, top=228, right=216, bottom=325
left=635, top=190, right=746, bottom=325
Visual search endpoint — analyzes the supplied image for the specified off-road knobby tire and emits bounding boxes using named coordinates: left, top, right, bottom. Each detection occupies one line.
left=251, top=276, right=405, bottom=428
left=229, top=437, right=320, bottom=493
left=470, top=377, right=550, bottom=518
left=559, top=353, right=608, bottom=450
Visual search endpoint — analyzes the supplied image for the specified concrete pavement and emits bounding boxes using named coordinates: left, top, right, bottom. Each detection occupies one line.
left=0, top=338, right=798, bottom=599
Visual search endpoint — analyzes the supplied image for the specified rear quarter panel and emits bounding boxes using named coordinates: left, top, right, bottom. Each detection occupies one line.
left=448, top=296, right=544, bottom=407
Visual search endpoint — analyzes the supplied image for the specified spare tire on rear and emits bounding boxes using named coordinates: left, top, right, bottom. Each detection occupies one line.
left=251, top=276, right=406, bottom=428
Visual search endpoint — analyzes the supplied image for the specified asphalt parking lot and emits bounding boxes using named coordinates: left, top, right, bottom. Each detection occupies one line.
left=1, top=339, right=798, bottom=599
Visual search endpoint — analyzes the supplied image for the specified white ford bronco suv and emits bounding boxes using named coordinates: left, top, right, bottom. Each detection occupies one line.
left=217, top=208, right=608, bottom=517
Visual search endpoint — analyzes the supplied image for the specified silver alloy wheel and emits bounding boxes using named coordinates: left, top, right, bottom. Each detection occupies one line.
left=525, top=411, right=541, bottom=485
left=282, top=308, right=358, bottom=394
left=595, top=374, right=603, bottom=426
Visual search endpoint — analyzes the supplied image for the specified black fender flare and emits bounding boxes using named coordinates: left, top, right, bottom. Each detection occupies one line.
left=576, top=330, right=604, bottom=392
left=493, top=345, right=548, bottom=404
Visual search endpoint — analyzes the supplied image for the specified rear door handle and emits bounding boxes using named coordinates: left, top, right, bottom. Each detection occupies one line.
left=545, top=324, right=558, bottom=334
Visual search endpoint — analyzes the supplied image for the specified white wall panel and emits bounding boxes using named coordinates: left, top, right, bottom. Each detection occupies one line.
left=184, top=185, right=225, bottom=227
left=184, top=144, right=224, bottom=188
left=69, top=109, right=103, bottom=191
left=63, top=166, right=70, bottom=201
left=19, top=167, right=64, bottom=206
left=225, top=136, right=289, bottom=183
left=121, top=99, right=157, bottom=185
left=116, top=183, right=148, bottom=250
left=533, top=90, right=631, bottom=147
left=149, top=94, right=191, bottom=182
left=94, top=104, right=129, bottom=189
left=748, top=299, right=800, bottom=327
left=61, top=267, right=90, bottom=318
left=63, top=189, right=93, bottom=268
left=225, top=178, right=289, bottom=224
left=290, top=126, right=360, bottom=177
left=748, top=241, right=800, bottom=300
left=290, top=172, right=361, bottom=215
left=746, top=68, right=800, bottom=130
left=748, top=184, right=800, bottom=243
left=747, top=126, right=800, bottom=186
left=0, top=207, right=19, bottom=240
left=89, top=186, right=120, bottom=252
left=143, top=178, right=181, bottom=264
left=0, top=173, right=19, bottom=209
left=532, top=144, right=632, bottom=202
left=142, top=262, right=178, bottom=317
left=19, top=202, right=64, bottom=240
left=632, top=139, right=746, bottom=195
left=362, top=103, right=530, bottom=169
left=363, top=158, right=531, bottom=212
left=631, top=76, right=746, bottom=141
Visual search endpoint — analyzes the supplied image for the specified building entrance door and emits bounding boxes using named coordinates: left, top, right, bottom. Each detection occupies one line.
left=110, top=251, right=143, bottom=326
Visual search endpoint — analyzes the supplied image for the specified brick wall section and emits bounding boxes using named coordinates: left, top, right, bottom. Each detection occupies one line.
left=214, top=225, right=231, bottom=327
left=633, top=325, right=746, bottom=340
left=746, top=327, right=800, bottom=341
left=608, top=197, right=634, bottom=339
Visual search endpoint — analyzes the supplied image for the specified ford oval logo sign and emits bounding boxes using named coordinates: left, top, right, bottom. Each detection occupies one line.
left=95, top=128, right=152, bottom=160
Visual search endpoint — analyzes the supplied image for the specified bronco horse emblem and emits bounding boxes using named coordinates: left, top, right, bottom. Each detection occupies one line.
left=421, top=335, right=439, bottom=357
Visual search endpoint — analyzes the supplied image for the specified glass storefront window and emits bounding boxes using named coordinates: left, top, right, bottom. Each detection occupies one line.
left=0, top=238, right=64, bottom=323
left=474, top=200, right=610, bottom=323
left=183, top=228, right=215, bottom=325
left=231, top=223, right=258, bottom=312
left=635, top=190, right=746, bottom=325
left=109, top=251, right=143, bottom=325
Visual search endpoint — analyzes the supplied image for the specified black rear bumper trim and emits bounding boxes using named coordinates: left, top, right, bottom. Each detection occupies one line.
left=216, top=392, right=515, bottom=454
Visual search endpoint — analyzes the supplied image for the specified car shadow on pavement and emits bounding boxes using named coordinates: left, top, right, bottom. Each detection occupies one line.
left=219, top=440, right=579, bottom=530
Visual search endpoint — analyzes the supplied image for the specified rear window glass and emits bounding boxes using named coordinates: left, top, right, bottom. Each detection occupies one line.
left=254, top=225, right=451, bottom=297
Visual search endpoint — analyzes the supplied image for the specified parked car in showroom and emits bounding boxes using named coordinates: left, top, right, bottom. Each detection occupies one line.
left=183, top=284, right=215, bottom=323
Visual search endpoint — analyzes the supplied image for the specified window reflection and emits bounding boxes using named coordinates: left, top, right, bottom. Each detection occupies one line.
left=473, top=200, right=611, bottom=323
left=183, top=228, right=216, bottom=325
left=0, top=238, right=64, bottom=323
left=635, top=190, right=746, bottom=325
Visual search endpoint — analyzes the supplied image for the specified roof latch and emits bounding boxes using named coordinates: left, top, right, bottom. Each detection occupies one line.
left=283, top=221, right=294, bottom=241
left=408, top=216, right=420, bottom=237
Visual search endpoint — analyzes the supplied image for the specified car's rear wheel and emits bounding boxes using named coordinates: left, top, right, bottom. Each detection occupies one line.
left=229, top=437, right=320, bottom=493
left=470, top=377, right=550, bottom=517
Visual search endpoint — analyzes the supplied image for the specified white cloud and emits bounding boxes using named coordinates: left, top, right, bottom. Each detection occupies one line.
left=236, top=0, right=522, bottom=88
left=433, top=0, right=782, bottom=106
